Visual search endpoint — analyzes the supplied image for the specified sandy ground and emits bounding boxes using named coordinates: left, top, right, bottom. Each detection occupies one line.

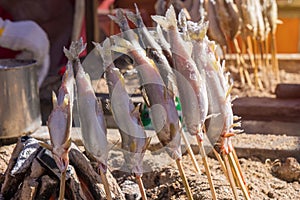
left=0, top=143, right=299, bottom=200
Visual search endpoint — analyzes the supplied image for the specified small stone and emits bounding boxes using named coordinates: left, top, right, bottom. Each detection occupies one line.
left=267, top=191, right=275, bottom=198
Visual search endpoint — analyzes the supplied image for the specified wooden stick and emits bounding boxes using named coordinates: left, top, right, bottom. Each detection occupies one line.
left=232, top=148, right=247, bottom=187
left=136, top=175, right=147, bottom=200
left=233, top=38, right=253, bottom=87
left=228, top=152, right=251, bottom=200
left=222, top=153, right=239, bottom=200
left=213, top=148, right=228, bottom=180
left=180, top=126, right=201, bottom=174
left=100, top=170, right=112, bottom=200
left=175, top=159, right=194, bottom=200
left=196, top=135, right=217, bottom=200
left=252, top=38, right=261, bottom=90
left=271, top=33, right=280, bottom=81
left=59, top=171, right=66, bottom=200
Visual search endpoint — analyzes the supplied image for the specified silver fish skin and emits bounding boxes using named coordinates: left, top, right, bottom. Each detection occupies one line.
left=189, top=29, right=235, bottom=153
left=126, top=4, right=177, bottom=95
left=72, top=40, right=108, bottom=172
left=152, top=6, right=208, bottom=137
left=94, top=39, right=150, bottom=176
left=108, top=9, right=141, bottom=48
left=47, top=40, right=79, bottom=172
left=149, top=25, right=174, bottom=70
left=111, top=36, right=182, bottom=160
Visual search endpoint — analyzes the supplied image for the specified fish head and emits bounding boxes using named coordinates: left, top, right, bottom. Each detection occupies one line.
left=52, top=144, right=70, bottom=172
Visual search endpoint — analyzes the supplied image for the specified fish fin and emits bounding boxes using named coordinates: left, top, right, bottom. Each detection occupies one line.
left=52, top=91, right=58, bottom=108
left=110, top=35, right=133, bottom=55
left=165, top=5, right=177, bottom=27
left=94, top=38, right=114, bottom=69
left=276, top=19, right=283, bottom=24
left=108, top=9, right=130, bottom=32
left=205, top=113, right=220, bottom=121
left=151, top=15, right=168, bottom=30
left=62, top=94, right=70, bottom=108
left=63, top=37, right=87, bottom=61
left=108, top=14, right=119, bottom=24
left=62, top=138, right=72, bottom=150
left=131, top=103, right=141, bottom=119
left=126, top=3, right=144, bottom=28
left=126, top=10, right=138, bottom=27
left=151, top=5, right=177, bottom=30
left=225, top=84, right=233, bottom=100
left=39, top=142, right=53, bottom=151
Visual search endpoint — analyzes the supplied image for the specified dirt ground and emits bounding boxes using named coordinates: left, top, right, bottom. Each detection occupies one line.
left=1, top=63, right=300, bottom=199
left=0, top=143, right=299, bottom=200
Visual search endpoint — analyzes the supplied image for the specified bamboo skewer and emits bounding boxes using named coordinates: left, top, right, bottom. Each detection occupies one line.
left=222, top=153, right=239, bottom=200
left=59, top=170, right=66, bottom=200
left=271, top=33, right=280, bottom=81
left=176, top=158, right=194, bottom=200
left=233, top=38, right=252, bottom=87
left=136, top=175, right=148, bottom=200
left=196, top=135, right=217, bottom=200
left=180, top=126, right=201, bottom=174
left=100, top=170, right=112, bottom=200
left=228, top=152, right=251, bottom=200
left=252, top=37, right=264, bottom=90
left=213, top=148, right=228, bottom=180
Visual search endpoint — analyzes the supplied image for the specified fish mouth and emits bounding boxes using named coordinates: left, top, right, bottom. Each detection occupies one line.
left=53, top=153, right=69, bottom=172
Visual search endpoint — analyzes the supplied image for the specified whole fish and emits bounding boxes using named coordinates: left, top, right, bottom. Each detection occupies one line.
left=189, top=23, right=239, bottom=153
left=204, top=0, right=227, bottom=48
left=111, top=35, right=182, bottom=160
left=94, top=38, right=150, bottom=176
left=126, top=4, right=177, bottom=95
left=152, top=5, right=208, bottom=138
left=46, top=42, right=75, bottom=173
left=71, top=39, right=109, bottom=173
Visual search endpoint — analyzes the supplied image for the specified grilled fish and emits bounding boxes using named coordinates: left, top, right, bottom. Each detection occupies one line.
left=152, top=6, right=208, bottom=138
left=111, top=35, right=182, bottom=160
left=94, top=38, right=150, bottom=176
left=72, top=39, right=108, bottom=173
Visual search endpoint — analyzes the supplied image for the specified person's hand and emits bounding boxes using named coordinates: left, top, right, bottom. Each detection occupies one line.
left=0, top=18, right=50, bottom=87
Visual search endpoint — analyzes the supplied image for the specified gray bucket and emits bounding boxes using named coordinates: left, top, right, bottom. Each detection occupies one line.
left=0, top=59, right=41, bottom=139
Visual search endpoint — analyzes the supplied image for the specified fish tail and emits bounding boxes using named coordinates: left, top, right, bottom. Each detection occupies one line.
left=108, top=9, right=130, bottom=31
left=63, top=37, right=86, bottom=61
left=93, top=38, right=113, bottom=68
left=126, top=3, right=143, bottom=28
left=151, top=5, right=177, bottom=30
left=110, top=35, right=134, bottom=55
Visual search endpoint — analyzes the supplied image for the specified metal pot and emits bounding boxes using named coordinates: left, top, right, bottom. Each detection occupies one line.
left=0, top=59, right=41, bottom=139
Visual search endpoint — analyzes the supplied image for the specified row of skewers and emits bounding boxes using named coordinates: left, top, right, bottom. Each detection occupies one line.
left=42, top=4, right=250, bottom=200
left=156, top=0, right=281, bottom=90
